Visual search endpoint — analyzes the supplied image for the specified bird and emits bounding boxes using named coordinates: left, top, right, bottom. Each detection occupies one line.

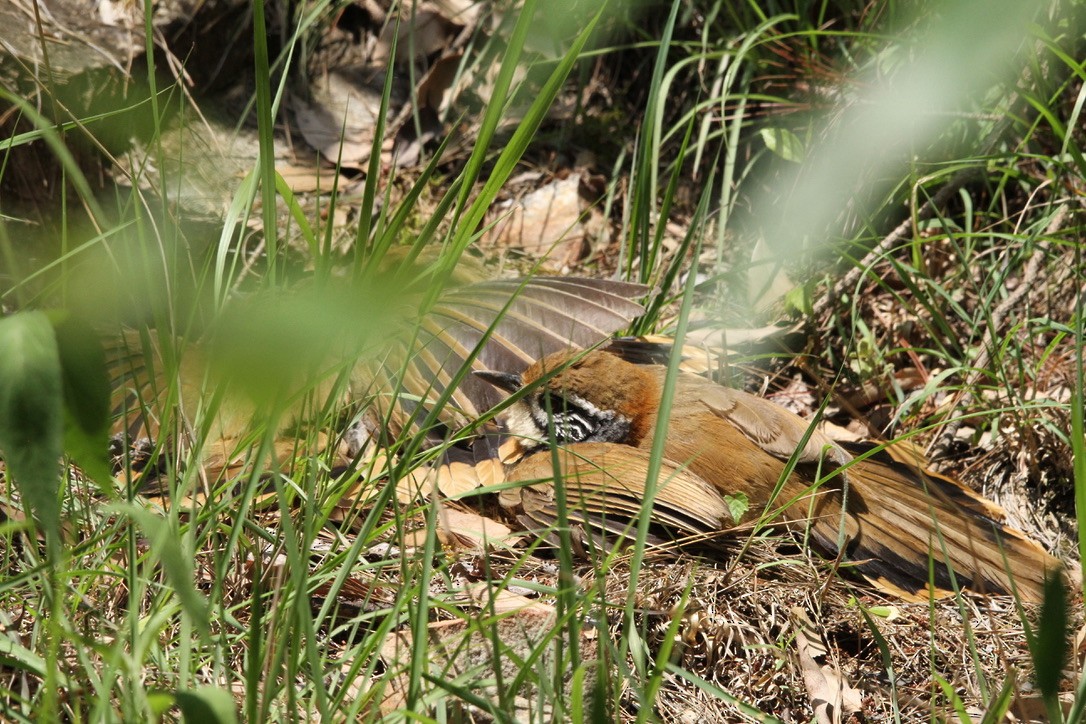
left=475, top=347, right=1069, bottom=603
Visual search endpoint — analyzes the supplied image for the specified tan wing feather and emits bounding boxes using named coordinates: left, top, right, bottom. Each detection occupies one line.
left=503, top=443, right=735, bottom=534
left=108, top=277, right=646, bottom=487
left=367, top=277, right=647, bottom=432
left=654, top=368, right=1065, bottom=602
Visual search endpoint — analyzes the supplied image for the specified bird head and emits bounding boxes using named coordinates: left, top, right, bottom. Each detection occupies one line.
left=475, top=348, right=659, bottom=451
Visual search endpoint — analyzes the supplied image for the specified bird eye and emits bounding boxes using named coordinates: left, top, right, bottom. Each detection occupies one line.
left=540, top=391, right=570, bottom=413
left=540, top=391, right=592, bottom=421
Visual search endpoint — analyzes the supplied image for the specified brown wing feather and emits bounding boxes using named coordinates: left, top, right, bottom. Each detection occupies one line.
left=107, top=277, right=645, bottom=487
left=691, top=375, right=850, bottom=468
left=502, top=443, right=736, bottom=536
left=379, top=278, right=646, bottom=430
left=833, top=453, right=1065, bottom=602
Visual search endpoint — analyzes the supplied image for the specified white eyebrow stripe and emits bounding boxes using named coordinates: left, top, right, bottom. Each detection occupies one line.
left=564, top=393, right=616, bottom=420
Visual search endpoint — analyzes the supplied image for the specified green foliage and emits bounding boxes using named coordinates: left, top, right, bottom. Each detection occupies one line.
left=0, top=312, right=64, bottom=543
left=723, top=492, right=750, bottom=523
left=53, top=315, right=112, bottom=486
left=1028, top=572, right=1070, bottom=722
left=173, top=687, right=240, bottom=724
left=759, top=127, right=805, bottom=163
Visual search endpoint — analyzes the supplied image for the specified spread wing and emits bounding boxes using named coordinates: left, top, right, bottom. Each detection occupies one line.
left=108, top=276, right=646, bottom=484
left=689, top=377, right=1066, bottom=601
left=367, top=277, right=646, bottom=436
left=839, top=444, right=1067, bottom=603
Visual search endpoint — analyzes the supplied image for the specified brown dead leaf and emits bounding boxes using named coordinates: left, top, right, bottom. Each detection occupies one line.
left=438, top=506, right=522, bottom=549
left=374, top=4, right=459, bottom=64
left=817, top=419, right=867, bottom=443
left=398, top=461, right=479, bottom=503
left=431, top=0, right=483, bottom=26
left=471, top=457, right=505, bottom=488
left=395, top=457, right=509, bottom=504
left=483, top=175, right=592, bottom=271
left=791, top=607, right=863, bottom=724
left=395, top=474, right=425, bottom=503
left=293, top=70, right=395, bottom=168
left=436, top=460, right=482, bottom=498
left=275, top=162, right=354, bottom=194
left=417, top=52, right=462, bottom=113
left=499, top=438, right=526, bottom=465
left=462, top=582, right=555, bottom=616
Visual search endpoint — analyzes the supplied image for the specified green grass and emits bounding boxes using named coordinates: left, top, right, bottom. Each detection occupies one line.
left=1, top=0, right=1085, bottom=721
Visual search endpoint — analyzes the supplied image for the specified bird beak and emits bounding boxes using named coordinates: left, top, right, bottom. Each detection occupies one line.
left=473, top=369, right=523, bottom=393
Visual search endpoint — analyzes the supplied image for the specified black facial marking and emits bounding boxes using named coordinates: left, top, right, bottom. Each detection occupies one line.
left=529, top=392, right=631, bottom=445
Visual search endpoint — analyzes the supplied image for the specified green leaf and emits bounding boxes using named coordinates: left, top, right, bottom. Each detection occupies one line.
left=854, top=601, right=899, bottom=621
left=0, top=628, right=50, bottom=681
left=783, top=283, right=814, bottom=317
left=147, top=692, right=177, bottom=718
left=207, top=277, right=400, bottom=410
left=934, top=673, right=971, bottom=723
left=724, top=493, right=749, bottom=523
left=1030, top=571, right=1068, bottom=701
left=759, top=127, right=805, bottom=163
left=52, top=316, right=109, bottom=441
left=174, top=686, right=239, bottom=724
left=53, top=316, right=112, bottom=486
left=0, top=312, right=64, bottom=539
left=979, top=675, right=1017, bottom=724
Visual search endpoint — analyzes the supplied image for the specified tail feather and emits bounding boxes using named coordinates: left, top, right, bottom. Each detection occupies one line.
left=820, top=449, right=1066, bottom=603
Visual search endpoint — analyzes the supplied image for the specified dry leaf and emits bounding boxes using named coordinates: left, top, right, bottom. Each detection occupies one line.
left=436, top=460, right=482, bottom=498
left=431, top=0, right=483, bottom=26
left=817, top=419, right=867, bottom=443
left=438, top=506, right=522, bottom=549
left=463, top=582, right=555, bottom=615
left=293, top=70, right=394, bottom=168
left=374, top=4, right=457, bottom=64
left=483, top=175, right=590, bottom=271
left=417, top=52, right=462, bottom=113
left=791, top=607, right=863, bottom=723
left=397, top=465, right=434, bottom=503
left=275, top=162, right=354, bottom=194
